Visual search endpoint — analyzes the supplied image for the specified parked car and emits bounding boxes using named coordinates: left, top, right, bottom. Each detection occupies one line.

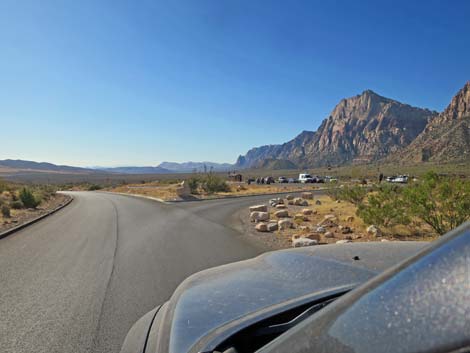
left=278, top=176, right=288, bottom=183
left=387, top=175, right=409, bottom=183
left=263, top=176, right=275, bottom=184
left=298, top=173, right=314, bottom=183
left=393, top=175, right=409, bottom=183
left=288, top=178, right=299, bottom=183
left=325, top=176, right=338, bottom=183
left=121, top=223, right=470, bottom=353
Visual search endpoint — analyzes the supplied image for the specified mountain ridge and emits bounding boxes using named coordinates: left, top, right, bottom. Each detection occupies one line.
left=388, top=81, right=470, bottom=164
left=236, top=89, right=436, bottom=168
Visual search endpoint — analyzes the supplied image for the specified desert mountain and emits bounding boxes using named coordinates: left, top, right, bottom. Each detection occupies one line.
left=95, top=166, right=171, bottom=174
left=389, top=82, right=470, bottom=164
left=157, top=161, right=233, bottom=172
left=236, top=90, right=435, bottom=168
left=0, top=159, right=98, bottom=174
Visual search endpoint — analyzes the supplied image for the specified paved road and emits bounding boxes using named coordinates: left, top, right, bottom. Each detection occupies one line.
left=0, top=191, right=288, bottom=353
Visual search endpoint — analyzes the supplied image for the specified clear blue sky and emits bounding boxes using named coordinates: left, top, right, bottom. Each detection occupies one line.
left=1, top=0, right=469, bottom=167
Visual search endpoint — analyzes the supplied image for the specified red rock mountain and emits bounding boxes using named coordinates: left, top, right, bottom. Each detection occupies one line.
left=390, top=82, right=470, bottom=164
left=236, top=90, right=435, bottom=168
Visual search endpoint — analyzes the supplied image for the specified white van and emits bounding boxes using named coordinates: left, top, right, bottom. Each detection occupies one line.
left=299, top=173, right=314, bottom=183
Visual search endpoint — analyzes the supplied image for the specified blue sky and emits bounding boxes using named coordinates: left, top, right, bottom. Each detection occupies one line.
left=0, top=0, right=469, bottom=167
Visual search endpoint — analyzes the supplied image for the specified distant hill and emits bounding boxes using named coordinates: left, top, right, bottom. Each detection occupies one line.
left=236, top=90, right=437, bottom=169
left=0, top=159, right=97, bottom=174
left=157, top=161, right=234, bottom=173
left=95, top=166, right=172, bottom=174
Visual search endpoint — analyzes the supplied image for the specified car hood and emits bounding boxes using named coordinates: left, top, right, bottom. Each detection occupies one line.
left=148, top=242, right=427, bottom=353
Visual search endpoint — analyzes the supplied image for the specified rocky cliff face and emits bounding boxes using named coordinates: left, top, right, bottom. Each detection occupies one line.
left=390, top=82, right=470, bottom=163
left=236, top=90, right=435, bottom=168
left=235, top=130, right=315, bottom=168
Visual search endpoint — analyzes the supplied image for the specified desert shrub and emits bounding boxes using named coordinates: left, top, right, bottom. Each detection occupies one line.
left=37, top=185, right=56, bottom=200
left=403, top=172, right=470, bottom=235
left=88, top=184, right=103, bottom=191
left=1, top=205, right=11, bottom=218
left=326, top=187, right=341, bottom=200
left=357, top=185, right=410, bottom=228
left=327, top=185, right=367, bottom=206
left=19, top=188, right=40, bottom=208
left=10, top=200, right=24, bottom=209
left=0, top=180, right=7, bottom=193
left=338, top=185, right=368, bottom=206
left=187, top=177, right=200, bottom=194
left=200, top=174, right=230, bottom=194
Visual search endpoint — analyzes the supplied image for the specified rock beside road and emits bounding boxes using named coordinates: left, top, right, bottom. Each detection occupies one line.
left=301, top=192, right=314, bottom=200
left=267, top=223, right=279, bottom=232
left=367, top=225, right=382, bottom=237
left=293, top=198, right=309, bottom=206
left=274, top=210, right=289, bottom=218
left=293, top=237, right=318, bottom=247
left=269, top=198, right=284, bottom=207
left=250, top=204, right=268, bottom=212
left=255, top=222, right=269, bottom=232
left=304, top=233, right=321, bottom=241
left=250, top=211, right=269, bottom=222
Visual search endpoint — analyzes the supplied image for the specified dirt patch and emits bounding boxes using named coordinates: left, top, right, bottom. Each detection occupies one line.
left=0, top=193, right=71, bottom=234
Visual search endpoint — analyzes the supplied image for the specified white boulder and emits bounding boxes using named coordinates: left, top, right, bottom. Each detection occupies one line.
left=293, top=238, right=318, bottom=247
left=249, top=204, right=268, bottom=212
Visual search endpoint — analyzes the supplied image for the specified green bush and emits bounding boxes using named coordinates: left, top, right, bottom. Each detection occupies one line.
left=1, top=205, right=11, bottom=218
left=339, top=185, right=368, bottom=206
left=88, top=184, right=103, bottom=191
left=187, top=177, right=200, bottom=194
left=19, top=188, right=40, bottom=208
left=403, top=172, right=470, bottom=235
left=10, top=200, right=24, bottom=209
left=327, top=185, right=367, bottom=206
left=357, top=185, right=410, bottom=228
left=0, top=180, right=7, bottom=194
left=200, top=174, right=230, bottom=194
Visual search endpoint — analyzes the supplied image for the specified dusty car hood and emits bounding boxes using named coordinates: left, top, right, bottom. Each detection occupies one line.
left=149, top=242, right=427, bottom=353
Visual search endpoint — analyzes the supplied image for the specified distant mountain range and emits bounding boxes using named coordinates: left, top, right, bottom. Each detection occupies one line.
left=94, top=166, right=172, bottom=174
left=0, top=160, right=235, bottom=176
left=236, top=82, right=470, bottom=168
left=0, top=159, right=98, bottom=174
left=157, top=161, right=234, bottom=173
left=94, top=161, right=234, bottom=174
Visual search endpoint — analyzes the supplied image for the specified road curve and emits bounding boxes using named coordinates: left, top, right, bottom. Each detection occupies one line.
left=0, top=191, right=276, bottom=353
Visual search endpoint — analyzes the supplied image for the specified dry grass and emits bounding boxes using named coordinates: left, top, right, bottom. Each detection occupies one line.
left=106, top=183, right=181, bottom=201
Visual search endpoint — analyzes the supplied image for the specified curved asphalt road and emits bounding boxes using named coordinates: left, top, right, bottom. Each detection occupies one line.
left=0, top=191, right=288, bottom=353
